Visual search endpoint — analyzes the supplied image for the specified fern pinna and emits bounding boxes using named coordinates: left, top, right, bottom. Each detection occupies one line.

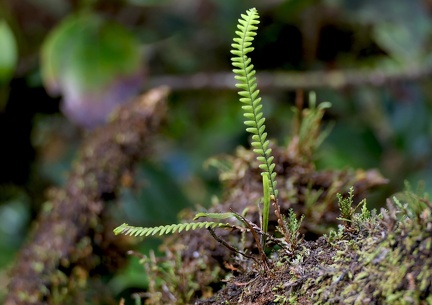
left=231, top=8, right=278, bottom=200
left=114, top=221, right=230, bottom=237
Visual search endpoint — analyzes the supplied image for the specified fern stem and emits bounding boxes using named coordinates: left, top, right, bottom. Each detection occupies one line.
left=262, top=172, right=270, bottom=245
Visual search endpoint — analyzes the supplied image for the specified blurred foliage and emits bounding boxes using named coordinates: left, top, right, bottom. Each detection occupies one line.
left=41, top=13, right=143, bottom=127
left=345, top=0, right=432, bottom=63
left=1, top=0, right=432, bottom=303
left=0, top=20, right=17, bottom=85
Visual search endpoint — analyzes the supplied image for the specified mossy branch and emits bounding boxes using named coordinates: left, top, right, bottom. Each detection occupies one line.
left=5, top=86, right=169, bottom=304
left=231, top=8, right=278, bottom=199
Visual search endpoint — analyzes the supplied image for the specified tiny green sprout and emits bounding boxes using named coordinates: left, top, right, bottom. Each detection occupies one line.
left=287, top=209, right=304, bottom=246
left=337, top=187, right=355, bottom=224
left=278, top=208, right=304, bottom=253
left=337, top=186, right=368, bottom=227
left=359, top=200, right=371, bottom=221
left=326, top=225, right=345, bottom=245
left=392, top=180, right=432, bottom=219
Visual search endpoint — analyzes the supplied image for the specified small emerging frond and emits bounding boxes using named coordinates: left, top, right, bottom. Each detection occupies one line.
left=337, top=187, right=354, bottom=223
left=337, top=187, right=368, bottom=227
left=231, top=7, right=278, bottom=199
left=291, top=92, right=332, bottom=163
left=114, top=222, right=230, bottom=237
left=278, top=208, right=304, bottom=253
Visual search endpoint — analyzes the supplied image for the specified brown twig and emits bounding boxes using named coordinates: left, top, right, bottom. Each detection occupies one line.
left=272, top=198, right=288, bottom=237
left=147, top=63, right=432, bottom=91
left=5, top=86, right=169, bottom=305
left=232, top=210, right=272, bottom=273
left=207, top=227, right=258, bottom=264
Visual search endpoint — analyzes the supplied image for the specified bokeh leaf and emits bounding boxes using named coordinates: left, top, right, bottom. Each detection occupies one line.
left=41, top=14, right=143, bottom=127
left=0, top=20, right=17, bottom=84
left=345, top=0, right=431, bottom=62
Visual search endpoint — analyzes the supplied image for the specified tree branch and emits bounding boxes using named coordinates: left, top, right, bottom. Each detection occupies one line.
left=5, top=86, right=169, bottom=305
left=147, top=63, right=432, bottom=91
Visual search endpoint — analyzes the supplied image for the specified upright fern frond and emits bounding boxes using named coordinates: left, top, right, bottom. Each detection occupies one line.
left=231, top=8, right=278, bottom=199
left=114, top=222, right=230, bottom=237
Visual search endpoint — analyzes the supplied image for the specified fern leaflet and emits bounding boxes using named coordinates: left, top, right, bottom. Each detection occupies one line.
left=231, top=7, right=278, bottom=199
left=114, top=222, right=230, bottom=237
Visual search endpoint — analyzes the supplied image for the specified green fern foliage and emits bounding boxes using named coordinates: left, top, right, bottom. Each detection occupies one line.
left=114, top=222, right=230, bottom=237
left=231, top=8, right=278, bottom=199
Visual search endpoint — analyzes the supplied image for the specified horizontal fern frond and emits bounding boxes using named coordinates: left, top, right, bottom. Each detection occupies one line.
left=114, top=222, right=230, bottom=237
left=230, top=7, right=278, bottom=199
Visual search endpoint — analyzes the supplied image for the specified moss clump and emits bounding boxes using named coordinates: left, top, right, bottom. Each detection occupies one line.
left=198, top=192, right=432, bottom=305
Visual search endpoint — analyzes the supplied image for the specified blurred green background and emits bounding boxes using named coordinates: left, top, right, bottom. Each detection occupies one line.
left=1, top=0, right=432, bottom=302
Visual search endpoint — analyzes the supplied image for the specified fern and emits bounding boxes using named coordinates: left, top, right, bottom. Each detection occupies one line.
left=231, top=8, right=278, bottom=199
left=114, top=222, right=230, bottom=237
left=113, top=8, right=304, bottom=265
